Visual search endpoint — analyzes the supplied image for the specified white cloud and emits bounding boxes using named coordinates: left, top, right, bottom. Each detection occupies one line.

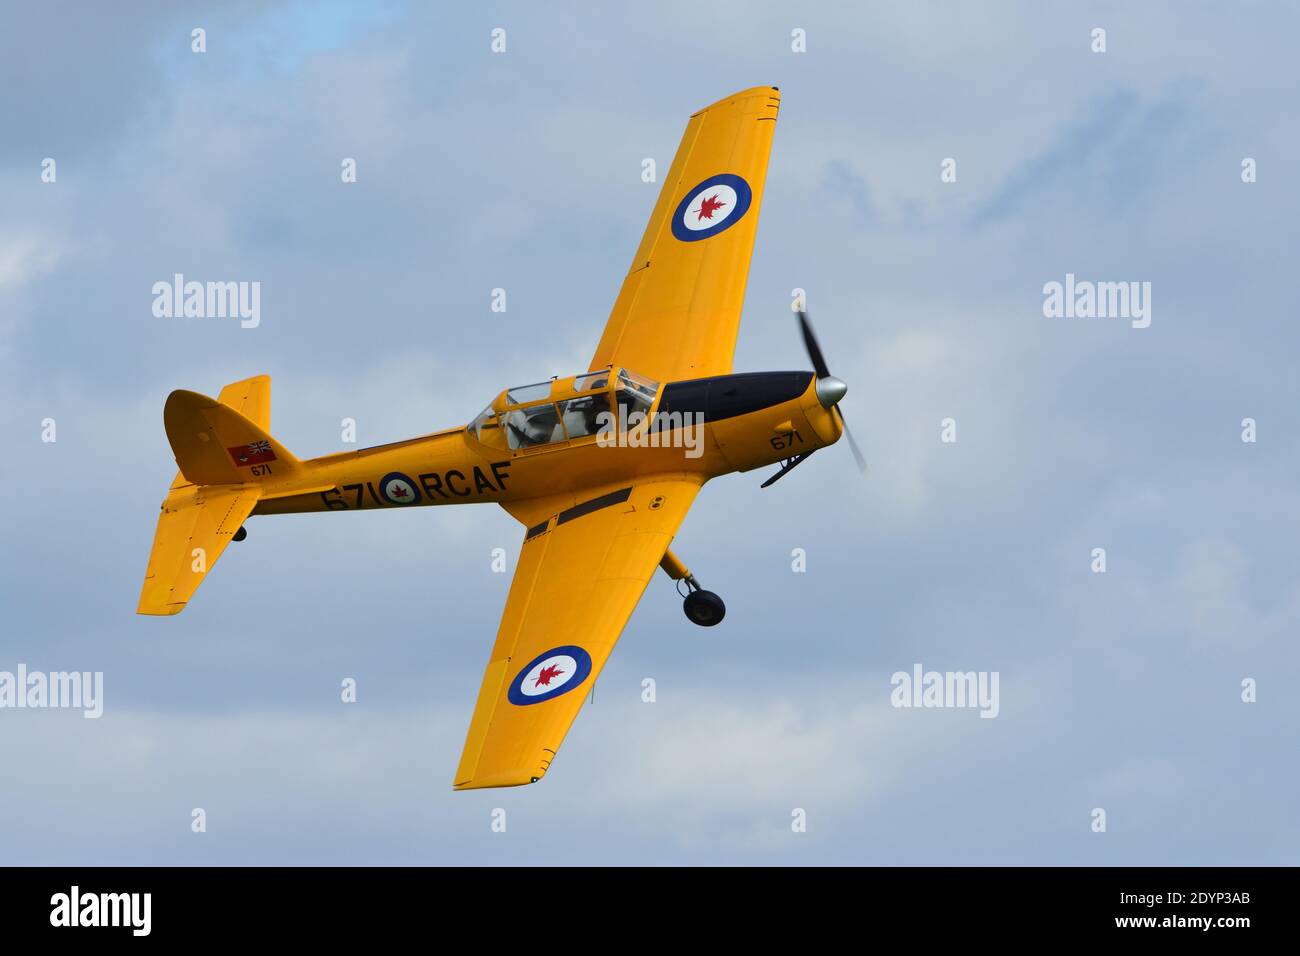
left=0, top=235, right=62, bottom=288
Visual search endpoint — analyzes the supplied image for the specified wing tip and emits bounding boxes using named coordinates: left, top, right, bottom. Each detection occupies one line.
left=136, top=602, right=185, bottom=617
left=694, top=85, right=782, bottom=116
left=452, top=769, right=545, bottom=791
left=137, top=581, right=188, bottom=616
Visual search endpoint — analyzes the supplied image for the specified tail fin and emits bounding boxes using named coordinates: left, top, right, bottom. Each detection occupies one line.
left=216, top=373, right=272, bottom=431
left=138, top=374, right=295, bottom=616
left=164, top=379, right=302, bottom=486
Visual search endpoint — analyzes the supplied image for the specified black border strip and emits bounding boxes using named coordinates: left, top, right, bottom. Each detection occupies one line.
left=0, top=865, right=1278, bottom=940
left=525, top=519, right=549, bottom=540
left=557, top=486, right=632, bottom=526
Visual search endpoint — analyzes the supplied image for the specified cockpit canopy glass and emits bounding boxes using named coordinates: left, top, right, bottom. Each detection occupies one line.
left=573, top=372, right=610, bottom=392
left=504, top=401, right=563, bottom=448
left=615, top=368, right=657, bottom=422
left=505, top=381, right=553, bottom=405
left=469, top=368, right=660, bottom=451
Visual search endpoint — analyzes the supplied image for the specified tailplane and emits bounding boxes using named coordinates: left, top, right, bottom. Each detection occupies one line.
left=138, top=374, right=298, bottom=616
left=137, top=484, right=260, bottom=615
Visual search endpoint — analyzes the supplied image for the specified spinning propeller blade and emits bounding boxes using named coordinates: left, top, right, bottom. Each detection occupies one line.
left=797, top=311, right=867, bottom=476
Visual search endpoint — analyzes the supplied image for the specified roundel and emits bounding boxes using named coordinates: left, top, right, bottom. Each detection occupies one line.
left=671, top=173, right=753, bottom=242
left=378, top=471, right=421, bottom=506
left=508, top=645, right=593, bottom=706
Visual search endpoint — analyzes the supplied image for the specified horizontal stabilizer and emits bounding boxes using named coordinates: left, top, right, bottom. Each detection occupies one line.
left=137, top=485, right=260, bottom=616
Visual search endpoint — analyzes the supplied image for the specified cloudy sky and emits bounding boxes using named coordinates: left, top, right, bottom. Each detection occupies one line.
left=2, top=1, right=1297, bottom=864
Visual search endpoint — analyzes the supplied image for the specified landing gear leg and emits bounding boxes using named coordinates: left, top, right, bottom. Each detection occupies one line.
left=660, top=549, right=726, bottom=627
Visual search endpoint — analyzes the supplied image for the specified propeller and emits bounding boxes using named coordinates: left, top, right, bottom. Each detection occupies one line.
left=798, top=311, right=868, bottom=474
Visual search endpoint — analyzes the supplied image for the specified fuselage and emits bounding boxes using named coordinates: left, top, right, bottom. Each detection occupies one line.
left=251, top=370, right=842, bottom=517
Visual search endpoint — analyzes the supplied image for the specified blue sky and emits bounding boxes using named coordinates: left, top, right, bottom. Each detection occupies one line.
left=1, top=1, right=1297, bottom=864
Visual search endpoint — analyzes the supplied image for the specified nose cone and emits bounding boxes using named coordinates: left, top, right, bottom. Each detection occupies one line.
left=815, top=375, right=848, bottom=409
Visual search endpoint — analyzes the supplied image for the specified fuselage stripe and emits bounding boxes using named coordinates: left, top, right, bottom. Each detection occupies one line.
left=557, top=486, right=633, bottom=526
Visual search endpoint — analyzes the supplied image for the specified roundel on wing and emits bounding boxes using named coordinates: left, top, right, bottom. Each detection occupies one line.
left=670, top=174, right=753, bottom=242
left=378, top=471, right=421, bottom=506
left=507, top=645, right=594, bottom=706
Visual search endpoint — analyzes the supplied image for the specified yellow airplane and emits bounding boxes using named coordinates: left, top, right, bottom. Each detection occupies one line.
left=138, top=86, right=865, bottom=789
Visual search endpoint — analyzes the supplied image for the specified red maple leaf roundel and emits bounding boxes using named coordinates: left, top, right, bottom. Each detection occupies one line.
left=694, top=193, right=726, bottom=221
left=534, top=663, right=565, bottom=688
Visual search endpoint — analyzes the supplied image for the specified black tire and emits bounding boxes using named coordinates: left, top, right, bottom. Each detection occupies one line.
left=233, top=526, right=248, bottom=542
left=683, top=589, right=726, bottom=627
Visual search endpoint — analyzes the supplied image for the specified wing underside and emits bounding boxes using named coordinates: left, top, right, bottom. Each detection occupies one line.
left=454, top=479, right=702, bottom=789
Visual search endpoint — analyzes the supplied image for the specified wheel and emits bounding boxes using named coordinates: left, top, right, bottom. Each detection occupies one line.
left=233, top=526, right=248, bottom=542
left=683, top=589, right=725, bottom=627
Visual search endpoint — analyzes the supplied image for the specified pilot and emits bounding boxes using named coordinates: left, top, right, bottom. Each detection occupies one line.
left=582, top=391, right=611, bottom=436
left=504, top=408, right=551, bottom=448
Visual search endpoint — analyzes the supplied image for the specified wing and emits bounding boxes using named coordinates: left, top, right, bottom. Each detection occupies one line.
left=589, top=85, right=780, bottom=383
left=454, top=479, right=702, bottom=789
